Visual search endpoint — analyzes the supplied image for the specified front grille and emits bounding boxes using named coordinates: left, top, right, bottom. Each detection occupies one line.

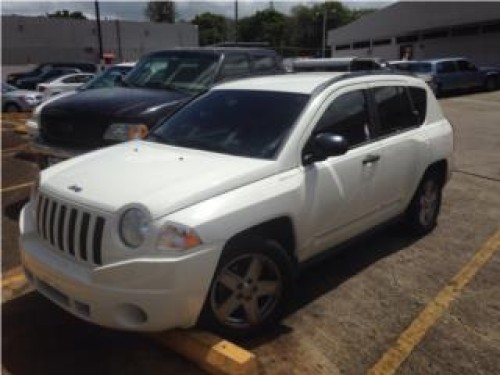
left=35, top=193, right=106, bottom=266
left=40, top=111, right=108, bottom=147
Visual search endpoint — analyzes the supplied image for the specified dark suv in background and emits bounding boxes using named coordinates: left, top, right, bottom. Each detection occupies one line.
left=29, top=47, right=284, bottom=168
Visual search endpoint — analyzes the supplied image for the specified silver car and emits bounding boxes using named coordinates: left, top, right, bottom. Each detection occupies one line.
left=2, top=83, right=43, bottom=112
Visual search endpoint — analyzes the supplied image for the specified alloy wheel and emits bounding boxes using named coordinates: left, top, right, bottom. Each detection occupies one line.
left=210, top=253, right=282, bottom=329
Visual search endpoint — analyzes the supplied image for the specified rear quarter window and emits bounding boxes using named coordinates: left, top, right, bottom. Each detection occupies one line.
left=408, top=86, right=427, bottom=125
left=253, top=55, right=277, bottom=73
left=372, top=86, right=419, bottom=136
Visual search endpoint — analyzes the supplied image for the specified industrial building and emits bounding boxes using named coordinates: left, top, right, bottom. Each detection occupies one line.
left=327, top=2, right=500, bottom=65
left=2, top=15, right=198, bottom=65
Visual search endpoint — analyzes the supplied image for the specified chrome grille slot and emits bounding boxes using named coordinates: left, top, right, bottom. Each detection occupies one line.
left=35, top=193, right=106, bottom=266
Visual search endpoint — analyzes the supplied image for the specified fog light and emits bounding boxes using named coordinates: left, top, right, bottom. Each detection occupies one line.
left=114, top=303, right=148, bottom=327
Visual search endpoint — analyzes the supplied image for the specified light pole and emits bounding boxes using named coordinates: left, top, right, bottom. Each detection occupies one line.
left=322, top=7, right=327, bottom=57
left=94, top=0, right=103, bottom=67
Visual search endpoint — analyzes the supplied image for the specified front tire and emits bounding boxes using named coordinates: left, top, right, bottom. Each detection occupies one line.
left=199, top=236, right=293, bottom=339
left=406, top=171, right=443, bottom=235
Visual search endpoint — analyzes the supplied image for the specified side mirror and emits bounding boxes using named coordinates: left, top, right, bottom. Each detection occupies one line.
left=113, top=74, right=124, bottom=86
left=302, top=133, right=349, bottom=166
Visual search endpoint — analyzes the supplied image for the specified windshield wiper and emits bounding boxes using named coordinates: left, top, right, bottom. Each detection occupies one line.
left=172, top=138, right=228, bottom=153
left=146, top=132, right=167, bottom=144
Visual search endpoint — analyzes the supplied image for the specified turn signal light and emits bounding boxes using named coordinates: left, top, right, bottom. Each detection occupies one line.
left=127, top=124, right=149, bottom=140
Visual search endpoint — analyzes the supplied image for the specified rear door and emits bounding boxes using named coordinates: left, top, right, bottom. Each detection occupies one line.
left=365, top=83, right=428, bottom=223
left=456, top=59, right=482, bottom=89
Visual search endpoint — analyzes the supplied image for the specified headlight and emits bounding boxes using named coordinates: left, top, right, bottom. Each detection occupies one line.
left=119, top=208, right=150, bottom=248
left=104, top=123, right=148, bottom=142
left=157, top=224, right=202, bottom=252
left=23, top=96, right=37, bottom=104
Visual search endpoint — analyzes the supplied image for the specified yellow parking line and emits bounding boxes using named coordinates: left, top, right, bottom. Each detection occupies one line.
left=368, top=229, right=500, bottom=375
left=1, top=181, right=33, bottom=194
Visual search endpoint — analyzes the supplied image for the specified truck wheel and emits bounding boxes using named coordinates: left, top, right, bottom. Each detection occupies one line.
left=484, top=76, right=498, bottom=92
left=4, top=103, right=21, bottom=113
left=406, top=171, right=443, bottom=235
left=199, top=236, right=293, bottom=339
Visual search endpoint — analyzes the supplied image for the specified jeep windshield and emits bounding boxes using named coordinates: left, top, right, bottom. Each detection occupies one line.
left=125, top=52, right=219, bottom=95
left=149, top=90, right=310, bottom=159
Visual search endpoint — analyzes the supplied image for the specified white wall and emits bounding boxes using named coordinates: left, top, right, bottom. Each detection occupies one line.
left=331, top=32, right=500, bottom=66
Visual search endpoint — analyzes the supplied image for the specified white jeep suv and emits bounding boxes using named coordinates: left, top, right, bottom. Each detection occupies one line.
left=19, top=72, right=453, bottom=337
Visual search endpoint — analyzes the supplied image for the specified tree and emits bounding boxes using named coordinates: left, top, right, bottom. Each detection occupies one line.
left=238, top=9, right=288, bottom=50
left=145, top=1, right=175, bottom=23
left=47, top=10, right=87, bottom=20
left=192, top=13, right=229, bottom=46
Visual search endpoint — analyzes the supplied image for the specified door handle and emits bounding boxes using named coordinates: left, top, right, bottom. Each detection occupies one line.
left=362, top=154, right=380, bottom=165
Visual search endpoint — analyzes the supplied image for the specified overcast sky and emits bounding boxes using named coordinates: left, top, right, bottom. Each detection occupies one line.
left=1, top=1, right=389, bottom=22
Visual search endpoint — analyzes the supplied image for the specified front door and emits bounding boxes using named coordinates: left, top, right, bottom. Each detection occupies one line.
left=301, top=85, right=382, bottom=257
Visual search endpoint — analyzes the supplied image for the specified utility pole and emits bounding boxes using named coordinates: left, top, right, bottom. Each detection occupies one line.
left=322, top=6, right=327, bottom=57
left=94, top=0, right=104, bottom=67
left=234, top=0, right=238, bottom=42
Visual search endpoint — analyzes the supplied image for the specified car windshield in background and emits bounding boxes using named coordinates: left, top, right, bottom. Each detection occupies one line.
left=150, top=90, right=310, bottom=159
left=125, top=52, right=219, bottom=94
left=80, top=66, right=133, bottom=90
left=394, top=62, right=432, bottom=74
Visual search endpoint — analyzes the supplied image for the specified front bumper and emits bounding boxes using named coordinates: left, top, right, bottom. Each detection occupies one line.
left=19, top=203, right=223, bottom=331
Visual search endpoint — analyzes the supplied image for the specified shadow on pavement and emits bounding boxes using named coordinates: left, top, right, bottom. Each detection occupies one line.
left=2, top=292, right=204, bottom=375
left=243, top=222, right=420, bottom=348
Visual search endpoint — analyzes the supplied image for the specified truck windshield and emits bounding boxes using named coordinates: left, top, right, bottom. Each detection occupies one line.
left=80, top=65, right=134, bottom=90
left=149, top=90, right=310, bottom=159
left=125, top=52, right=219, bottom=95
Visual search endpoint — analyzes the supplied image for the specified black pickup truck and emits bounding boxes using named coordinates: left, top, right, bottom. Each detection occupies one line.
left=29, top=48, right=284, bottom=168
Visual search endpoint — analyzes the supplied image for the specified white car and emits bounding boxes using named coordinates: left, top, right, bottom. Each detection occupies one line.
left=37, top=73, right=95, bottom=100
left=19, top=72, right=453, bottom=337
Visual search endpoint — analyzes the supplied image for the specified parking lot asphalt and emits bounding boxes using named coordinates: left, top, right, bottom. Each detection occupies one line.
left=2, top=90, right=499, bottom=374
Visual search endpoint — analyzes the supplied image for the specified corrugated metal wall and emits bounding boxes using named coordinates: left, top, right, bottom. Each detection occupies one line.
left=2, top=16, right=199, bottom=65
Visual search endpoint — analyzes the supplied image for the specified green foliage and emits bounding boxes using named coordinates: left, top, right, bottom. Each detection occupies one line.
left=46, top=10, right=87, bottom=20
left=145, top=1, right=176, bottom=23
left=238, top=9, right=288, bottom=48
left=189, top=2, right=373, bottom=56
left=192, top=12, right=229, bottom=46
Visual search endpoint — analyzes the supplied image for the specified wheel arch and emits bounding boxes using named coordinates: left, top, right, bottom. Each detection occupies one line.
left=224, top=216, right=298, bottom=266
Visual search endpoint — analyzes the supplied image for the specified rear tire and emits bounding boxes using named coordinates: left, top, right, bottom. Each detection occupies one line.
left=484, top=76, right=498, bottom=92
left=406, top=171, right=443, bottom=235
left=199, top=236, right=293, bottom=339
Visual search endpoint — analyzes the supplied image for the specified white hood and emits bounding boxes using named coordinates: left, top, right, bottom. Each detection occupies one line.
left=41, top=141, right=278, bottom=219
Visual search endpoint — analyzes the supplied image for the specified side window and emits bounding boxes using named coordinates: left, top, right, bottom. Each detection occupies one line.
left=437, top=61, right=457, bottom=73
left=372, top=86, right=418, bottom=136
left=253, top=55, right=276, bottom=73
left=314, top=90, right=371, bottom=147
left=457, top=60, right=477, bottom=72
left=408, top=87, right=427, bottom=125
left=75, top=75, right=93, bottom=83
left=220, top=54, right=251, bottom=80
left=62, top=76, right=77, bottom=84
